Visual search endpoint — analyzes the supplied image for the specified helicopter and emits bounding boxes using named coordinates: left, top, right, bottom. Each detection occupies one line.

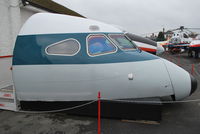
left=166, top=26, right=199, bottom=54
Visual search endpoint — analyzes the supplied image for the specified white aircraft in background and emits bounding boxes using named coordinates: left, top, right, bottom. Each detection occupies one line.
left=126, top=33, right=164, bottom=55
left=188, top=35, right=200, bottom=58
left=113, top=25, right=164, bottom=55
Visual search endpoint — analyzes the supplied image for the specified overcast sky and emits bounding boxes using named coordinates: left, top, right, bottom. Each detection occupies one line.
left=54, top=0, right=200, bottom=35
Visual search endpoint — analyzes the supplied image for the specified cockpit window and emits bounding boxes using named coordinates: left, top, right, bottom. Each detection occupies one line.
left=46, top=39, right=80, bottom=56
left=183, top=33, right=189, bottom=38
left=169, top=37, right=181, bottom=44
left=87, top=35, right=117, bottom=56
left=109, top=34, right=137, bottom=51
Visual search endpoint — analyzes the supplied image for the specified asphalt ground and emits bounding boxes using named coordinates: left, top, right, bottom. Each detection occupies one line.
left=0, top=52, right=200, bottom=134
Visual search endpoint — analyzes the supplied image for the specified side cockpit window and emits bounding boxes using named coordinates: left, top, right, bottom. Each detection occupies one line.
left=87, top=35, right=117, bottom=56
left=109, top=34, right=137, bottom=51
left=46, top=39, right=80, bottom=56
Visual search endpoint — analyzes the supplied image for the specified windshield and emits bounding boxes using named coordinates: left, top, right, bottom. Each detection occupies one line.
left=109, top=34, right=137, bottom=51
left=87, top=35, right=117, bottom=56
left=169, top=37, right=181, bottom=44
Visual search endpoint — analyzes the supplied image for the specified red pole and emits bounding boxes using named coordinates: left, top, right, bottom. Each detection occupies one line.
left=170, top=56, right=173, bottom=62
left=98, top=91, right=101, bottom=134
left=0, top=55, right=13, bottom=58
left=191, top=64, right=194, bottom=75
left=178, top=53, right=181, bottom=66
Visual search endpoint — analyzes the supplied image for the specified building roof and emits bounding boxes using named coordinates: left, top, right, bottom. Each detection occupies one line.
left=22, top=0, right=85, bottom=18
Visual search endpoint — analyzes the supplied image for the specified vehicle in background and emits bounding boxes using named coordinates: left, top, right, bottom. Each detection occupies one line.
left=188, top=35, right=200, bottom=58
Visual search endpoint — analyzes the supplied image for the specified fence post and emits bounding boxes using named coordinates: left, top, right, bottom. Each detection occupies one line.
left=98, top=91, right=101, bottom=134
left=178, top=53, right=181, bottom=66
left=191, top=64, right=194, bottom=75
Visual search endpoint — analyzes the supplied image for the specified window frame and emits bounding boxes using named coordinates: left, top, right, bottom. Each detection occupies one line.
left=45, top=38, right=81, bottom=56
left=86, top=34, right=118, bottom=57
left=108, top=34, right=137, bottom=51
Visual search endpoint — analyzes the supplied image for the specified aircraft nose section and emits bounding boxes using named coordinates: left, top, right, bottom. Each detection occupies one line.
left=190, top=75, right=197, bottom=95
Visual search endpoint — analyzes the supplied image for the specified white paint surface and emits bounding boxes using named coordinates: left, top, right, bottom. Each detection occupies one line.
left=19, top=13, right=122, bottom=35
left=13, top=59, right=175, bottom=101
left=0, top=0, right=44, bottom=56
left=0, top=58, right=13, bottom=89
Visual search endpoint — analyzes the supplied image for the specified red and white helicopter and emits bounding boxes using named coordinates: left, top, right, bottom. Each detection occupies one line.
left=164, top=26, right=200, bottom=54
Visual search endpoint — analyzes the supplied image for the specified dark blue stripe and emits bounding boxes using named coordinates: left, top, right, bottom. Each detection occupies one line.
left=13, top=33, right=159, bottom=65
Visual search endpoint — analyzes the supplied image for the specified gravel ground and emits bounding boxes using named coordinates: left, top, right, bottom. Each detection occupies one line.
left=0, top=52, right=200, bottom=134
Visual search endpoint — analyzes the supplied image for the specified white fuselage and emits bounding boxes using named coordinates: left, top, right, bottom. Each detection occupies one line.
left=13, top=58, right=191, bottom=101
left=12, top=13, right=195, bottom=102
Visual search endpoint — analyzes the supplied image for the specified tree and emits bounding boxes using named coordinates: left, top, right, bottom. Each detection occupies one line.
left=156, top=32, right=165, bottom=41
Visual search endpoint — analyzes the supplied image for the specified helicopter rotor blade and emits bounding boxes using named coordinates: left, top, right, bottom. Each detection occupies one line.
left=168, top=28, right=180, bottom=31
left=186, top=28, right=200, bottom=30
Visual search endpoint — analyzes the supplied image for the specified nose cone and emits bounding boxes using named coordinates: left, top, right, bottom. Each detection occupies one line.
left=162, top=59, right=197, bottom=100
left=190, top=75, right=197, bottom=95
